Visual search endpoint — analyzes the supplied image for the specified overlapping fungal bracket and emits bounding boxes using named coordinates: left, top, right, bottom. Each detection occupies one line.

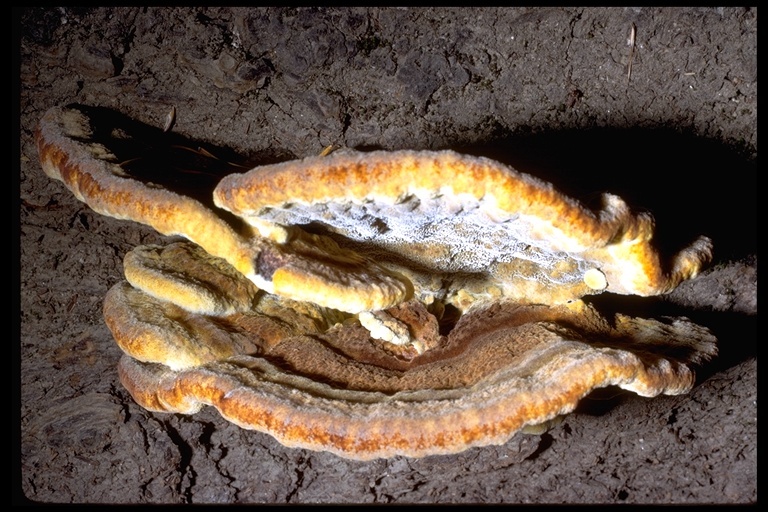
left=213, top=149, right=713, bottom=309
left=37, top=104, right=717, bottom=460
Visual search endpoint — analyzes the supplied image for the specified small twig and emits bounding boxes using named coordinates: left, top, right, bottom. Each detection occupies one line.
left=66, top=294, right=79, bottom=313
left=319, top=144, right=338, bottom=157
left=163, top=105, right=176, bottom=133
left=627, top=23, right=636, bottom=82
left=21, top=198, right=63, bottom=211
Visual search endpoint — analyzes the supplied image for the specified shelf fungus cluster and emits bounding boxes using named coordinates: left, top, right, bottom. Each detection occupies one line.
left=37, top=104, right=717, bottom=460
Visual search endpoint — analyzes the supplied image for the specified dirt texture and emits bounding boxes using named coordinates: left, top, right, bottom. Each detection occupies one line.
left=17, top=7, right=756, bottom=504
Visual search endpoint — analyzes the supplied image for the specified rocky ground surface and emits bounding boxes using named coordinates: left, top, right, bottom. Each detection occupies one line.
left=17, top=7, right=756, bottom=504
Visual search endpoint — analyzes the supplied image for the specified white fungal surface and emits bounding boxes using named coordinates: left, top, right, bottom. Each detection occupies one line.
left=255, top=192, right=590, bottom=286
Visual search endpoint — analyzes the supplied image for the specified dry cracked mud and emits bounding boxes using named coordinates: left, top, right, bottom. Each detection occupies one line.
left=17, top=7, right=756, bottom=504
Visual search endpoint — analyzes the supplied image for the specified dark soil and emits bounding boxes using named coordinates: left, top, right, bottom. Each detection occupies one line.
left=17, top=7, right=756, bottom=504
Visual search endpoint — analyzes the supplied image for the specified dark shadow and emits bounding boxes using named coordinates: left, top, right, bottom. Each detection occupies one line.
left=452, top=127, right=756, bottom=263
left=584, top=292, right=756, bottom=378
left=75, top=106, right=756, bottom=267
left=449, top=126, right=756, bottom=391
left=60, top=104, right=287, bottom=231
left=572, top=386, right=630, bottom=417
left=68, top=104, right=756, bottom=384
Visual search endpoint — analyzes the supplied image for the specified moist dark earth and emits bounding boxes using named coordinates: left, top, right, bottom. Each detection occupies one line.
left=16, top=7, right=756, bottom=504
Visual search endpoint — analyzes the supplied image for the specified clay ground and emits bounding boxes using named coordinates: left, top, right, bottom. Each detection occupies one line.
left=16, top=7, right=756, bottom=504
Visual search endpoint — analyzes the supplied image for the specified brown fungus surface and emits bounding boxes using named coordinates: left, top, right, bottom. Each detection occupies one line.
left=111, top=240, right=716, bottom=460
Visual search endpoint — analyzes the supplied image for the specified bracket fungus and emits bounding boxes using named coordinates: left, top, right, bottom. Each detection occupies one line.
left=37, top=104, right=717, bottom=460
